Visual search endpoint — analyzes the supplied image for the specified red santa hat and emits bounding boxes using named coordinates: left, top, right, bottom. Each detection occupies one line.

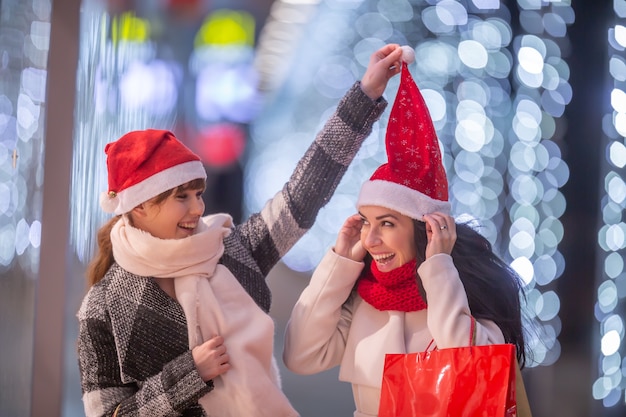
left=356, top=64, right=450, bottom=219
left=100, top=129, right=207, bottom=215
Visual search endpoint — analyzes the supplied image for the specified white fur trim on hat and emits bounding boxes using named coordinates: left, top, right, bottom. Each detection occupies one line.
left=357, top=179, right=451, bottom=220
left=100, top=160, right=207, bottom=215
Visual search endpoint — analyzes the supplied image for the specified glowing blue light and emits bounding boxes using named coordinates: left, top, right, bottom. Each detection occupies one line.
left=615, top=112, right=626, bottom=137
left=0, top=224, right=16, bottom=266
left=471, top=20, right=503, bottom=50
left=518, top=46, right=544, bottom=74
left=607, top=174, right=626, bottom=204
left=615, top=25, right=626, bottom=47
left=609, top=56, right=626, bottom=81
left=609, top=142, right=626, bottom=168
left=611, top=88, right=626, bottom=113
left=458, top=40, right=488, bottom=69
left=511, top=256, right=534, bottom=286
left=605, top=251, right=625, bottom=277
left=421, top=89, right=447, bottom=122
left=473, top=0, right=500, bottom=10
left=196, top=63, right=261, bottom=123
left=120, top=60, right=179, bottom=116
left=435, top=0, right=468, bottom=26
left=601, top=330, right=622, bottom=356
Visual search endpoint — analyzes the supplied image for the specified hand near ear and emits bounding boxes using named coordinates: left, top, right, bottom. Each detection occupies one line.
left=334, top=214, right=367, bottom=262
left=423, top=213, right=456, bottom=259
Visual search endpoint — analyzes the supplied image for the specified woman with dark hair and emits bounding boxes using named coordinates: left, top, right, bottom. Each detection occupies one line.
left=283, top=61, right=526, bottom=417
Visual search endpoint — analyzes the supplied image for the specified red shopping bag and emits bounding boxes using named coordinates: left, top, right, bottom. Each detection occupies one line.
left=378, top=343, right=517, bottom=417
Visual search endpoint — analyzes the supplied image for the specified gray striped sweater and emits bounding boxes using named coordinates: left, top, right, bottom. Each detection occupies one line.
left=77, top=82, right=387, bottom=417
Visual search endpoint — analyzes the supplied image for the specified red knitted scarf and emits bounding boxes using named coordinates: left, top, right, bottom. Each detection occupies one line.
left=357, top=258, right=427, bottom=312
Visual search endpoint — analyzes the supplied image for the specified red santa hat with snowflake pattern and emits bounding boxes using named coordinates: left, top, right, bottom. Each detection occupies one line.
left=357, top=62, right=450, bottom=219
left=100, top=129, right=207, bottom=215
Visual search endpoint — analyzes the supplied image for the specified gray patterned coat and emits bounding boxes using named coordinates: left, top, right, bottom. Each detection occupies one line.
left=77, top=82, right=388, bottom=417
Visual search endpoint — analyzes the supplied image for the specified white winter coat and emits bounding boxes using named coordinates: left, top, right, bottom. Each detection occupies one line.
left=283, top=249, right=505, bottom=417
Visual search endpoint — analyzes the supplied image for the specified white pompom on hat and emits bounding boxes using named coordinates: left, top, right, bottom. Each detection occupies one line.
left=356, top=62, right=450, bottom=220
left=400, top=45, right=415, bottom=64
left=100, top=129, right=207, bottom=215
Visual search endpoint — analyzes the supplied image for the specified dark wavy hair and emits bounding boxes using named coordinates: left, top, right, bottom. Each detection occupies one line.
left=411, top=219, right=527, bottom=368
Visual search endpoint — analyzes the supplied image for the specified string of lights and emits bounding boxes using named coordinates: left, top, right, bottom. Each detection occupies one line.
left=0, top=0, right=50, bottom=276
left=70, top=4, right=169, bottom=262
left=593, top=0, right=626, bottom=408
left=508, top=0, right=574, bottom=367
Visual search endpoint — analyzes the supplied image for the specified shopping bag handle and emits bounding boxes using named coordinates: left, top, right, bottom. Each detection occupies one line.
left=425, top=315, right=476, bottom=351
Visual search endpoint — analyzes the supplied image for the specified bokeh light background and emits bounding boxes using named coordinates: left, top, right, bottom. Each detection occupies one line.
left=594, top=0, right=626, bottom=408
left=1, top=0, right=625, bottom=415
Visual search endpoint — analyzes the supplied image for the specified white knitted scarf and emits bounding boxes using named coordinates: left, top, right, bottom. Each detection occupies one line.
left=110, top=214, right=298, bottom=417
